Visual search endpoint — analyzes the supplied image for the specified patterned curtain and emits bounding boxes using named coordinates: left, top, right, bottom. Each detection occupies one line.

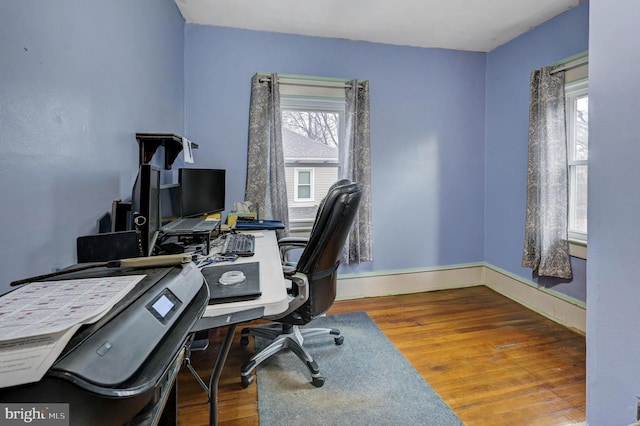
left=245, top=73, right=289, bottom=237
left=522, top=66, right=572, bottom=279
left=341, top=80, right=373, bottom=264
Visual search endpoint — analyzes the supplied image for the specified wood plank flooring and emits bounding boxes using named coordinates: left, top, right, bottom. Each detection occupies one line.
left=177, top=286, right=585, bottom=425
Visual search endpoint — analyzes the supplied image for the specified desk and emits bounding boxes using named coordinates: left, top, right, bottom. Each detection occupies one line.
left=190, top=230, right=288, bottom=426
left=201, top=230, right=288, bottom=318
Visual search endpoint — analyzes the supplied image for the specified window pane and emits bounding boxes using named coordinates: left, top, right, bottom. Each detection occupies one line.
left=298, top=171, right=311, bottom=185
left=282, top=110, right=340, bottom=148
left=281, top=100, right=342, bottom=227
left=298, top=186, right=311, bottom=199
left=575, top=95, right=588, bottom=161
left=570, top=165, right=588, bottom=234
left=566, top=81, right=588, bottom=241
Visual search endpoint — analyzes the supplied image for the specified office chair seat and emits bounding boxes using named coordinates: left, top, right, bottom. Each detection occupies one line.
left=239, top=180, right=361, bottom=388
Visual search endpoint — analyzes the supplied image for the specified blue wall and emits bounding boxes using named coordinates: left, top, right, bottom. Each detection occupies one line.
left=485, top=3, right=589, bottom=302
left=588, top=0, right=640, bottom=423
left=184, top=26, right=487, bottom=275
left=0, top=1, right=587, bottom=300
left=0, top=0, right=185, bottom=293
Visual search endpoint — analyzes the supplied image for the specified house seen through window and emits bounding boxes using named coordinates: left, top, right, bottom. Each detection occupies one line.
left=280, top=83, right=345, bottom=231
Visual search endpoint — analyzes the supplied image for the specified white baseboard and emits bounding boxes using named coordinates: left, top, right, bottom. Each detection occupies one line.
left=336, top=264, right=484, bottom=300
left=482, top=265, right=586, bottom=333
left=336, top=262, right=586, bottom=334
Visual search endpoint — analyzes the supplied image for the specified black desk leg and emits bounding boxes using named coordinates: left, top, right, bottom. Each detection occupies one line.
left=209, top=323, right=237, bottom=426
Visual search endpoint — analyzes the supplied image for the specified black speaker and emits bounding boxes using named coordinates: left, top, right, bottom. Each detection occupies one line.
left=111, top=199, right=132, bottom=232
left=77, top=230, right=144, bottom=263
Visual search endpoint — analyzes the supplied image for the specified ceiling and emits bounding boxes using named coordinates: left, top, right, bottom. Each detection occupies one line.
left=174, top=0, right=582, bottom=53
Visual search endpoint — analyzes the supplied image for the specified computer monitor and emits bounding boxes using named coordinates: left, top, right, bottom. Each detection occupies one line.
left=159, top=183, right=181, bottom=225
left=178, top=168, right=226, bottom=218
left=131, top=164, right=161, bottom=256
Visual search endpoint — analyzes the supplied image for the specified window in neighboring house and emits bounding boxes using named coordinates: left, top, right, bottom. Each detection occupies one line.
left=294, top=168, right=314, bottom=201
left=566, top=79, right=588, bottom=242
left=281, top=84, right=344, bottom=230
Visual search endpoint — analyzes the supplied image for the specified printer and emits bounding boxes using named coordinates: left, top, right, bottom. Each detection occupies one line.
left=0, top=262, right=208, bottom=425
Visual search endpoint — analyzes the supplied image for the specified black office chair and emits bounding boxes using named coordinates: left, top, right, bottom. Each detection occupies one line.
left=239, top=181, right=362, bottom=388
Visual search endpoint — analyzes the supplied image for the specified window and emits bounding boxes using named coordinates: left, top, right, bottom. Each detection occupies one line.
left=566, top=79, right=588, bottom=242
left=294, top=168, right=314, bottom=201
left=280, top=83, right=345, bottom=230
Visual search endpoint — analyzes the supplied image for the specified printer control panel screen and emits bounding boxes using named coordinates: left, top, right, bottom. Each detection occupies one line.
left=146, top=289, right=181, bottom=324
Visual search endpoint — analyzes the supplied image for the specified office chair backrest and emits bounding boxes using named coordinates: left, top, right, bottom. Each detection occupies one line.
left=283, top=181, right=362, bottom=324
left=306, top=178, right=351, bottom=237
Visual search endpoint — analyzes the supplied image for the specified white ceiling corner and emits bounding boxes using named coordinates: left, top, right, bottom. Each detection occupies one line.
left=174, top=0, right=581, bottom=52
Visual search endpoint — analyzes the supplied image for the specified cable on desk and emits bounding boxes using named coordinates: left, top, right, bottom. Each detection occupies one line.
left=195, top=254, right=238, bottom=269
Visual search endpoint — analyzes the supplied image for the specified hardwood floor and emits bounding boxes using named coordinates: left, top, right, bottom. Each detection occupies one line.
left=177, top=286, right=586, bottom=425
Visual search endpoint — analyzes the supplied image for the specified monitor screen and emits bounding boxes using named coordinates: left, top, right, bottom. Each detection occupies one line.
left=179, top=168, right=226, bottom=218
left=131, top=164, right=161, bottom=256
left=160, top=183, right=181, bottom=225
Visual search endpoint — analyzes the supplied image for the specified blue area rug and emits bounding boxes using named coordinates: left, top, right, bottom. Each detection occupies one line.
left=256, top=311, right=462, bottom=426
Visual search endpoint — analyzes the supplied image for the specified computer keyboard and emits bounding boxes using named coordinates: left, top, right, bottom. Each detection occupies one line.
left=221, top=233, right=255, bottom=257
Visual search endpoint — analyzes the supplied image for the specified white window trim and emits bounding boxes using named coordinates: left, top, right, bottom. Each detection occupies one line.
left=294, top=168, right=315, bottom=202
left=569, top=239, right=587, bottom=260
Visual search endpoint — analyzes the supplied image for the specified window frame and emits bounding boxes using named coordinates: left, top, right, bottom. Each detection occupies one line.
left=280, top=87, right=345, bottom=232
left=565, top=78, right=588, bottom=245
left=294, top=168, right=315, bottom=202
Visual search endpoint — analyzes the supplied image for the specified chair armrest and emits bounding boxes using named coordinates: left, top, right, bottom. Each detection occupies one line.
left=265, top=272, right=308, bottom=321
left=278, top=237, right=309, bottom=264
left=278, top=237, right=309, bottom=248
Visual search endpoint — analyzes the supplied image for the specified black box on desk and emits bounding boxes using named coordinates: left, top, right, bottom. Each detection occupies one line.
left=77, top=230, right=143, bottom=263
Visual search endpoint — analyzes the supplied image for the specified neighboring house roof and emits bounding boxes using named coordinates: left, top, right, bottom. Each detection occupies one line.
left=283, top=128, right=338, bottom=163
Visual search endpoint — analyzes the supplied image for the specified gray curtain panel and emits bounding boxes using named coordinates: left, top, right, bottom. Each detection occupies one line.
left=245, top=73, right=290, bottom=237
left=522, top=67, right=572, bottom=279
left=341, top=80, right=373, bottom=264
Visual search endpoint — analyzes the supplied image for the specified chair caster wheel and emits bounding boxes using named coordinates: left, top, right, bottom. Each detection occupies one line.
left=241, top=375, right=254, bottom=388
left=312, top=376, right=325, bottom=387
left=334, top=336, right=344, bottom=345
left=240, top=335, right=249, bottom=346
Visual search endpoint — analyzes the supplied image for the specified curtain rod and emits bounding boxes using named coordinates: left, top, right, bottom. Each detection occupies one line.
left=258, top=76, right=363, bottom=89
left=550, top=56, right=588, bottom=75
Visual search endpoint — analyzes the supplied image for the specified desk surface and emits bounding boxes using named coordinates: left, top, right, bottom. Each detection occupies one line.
left=201, top=230, right=288, bottom=319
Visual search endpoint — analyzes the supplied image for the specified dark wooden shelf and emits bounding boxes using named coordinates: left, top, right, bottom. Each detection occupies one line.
left=136, top=133, right=199, bottom=169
